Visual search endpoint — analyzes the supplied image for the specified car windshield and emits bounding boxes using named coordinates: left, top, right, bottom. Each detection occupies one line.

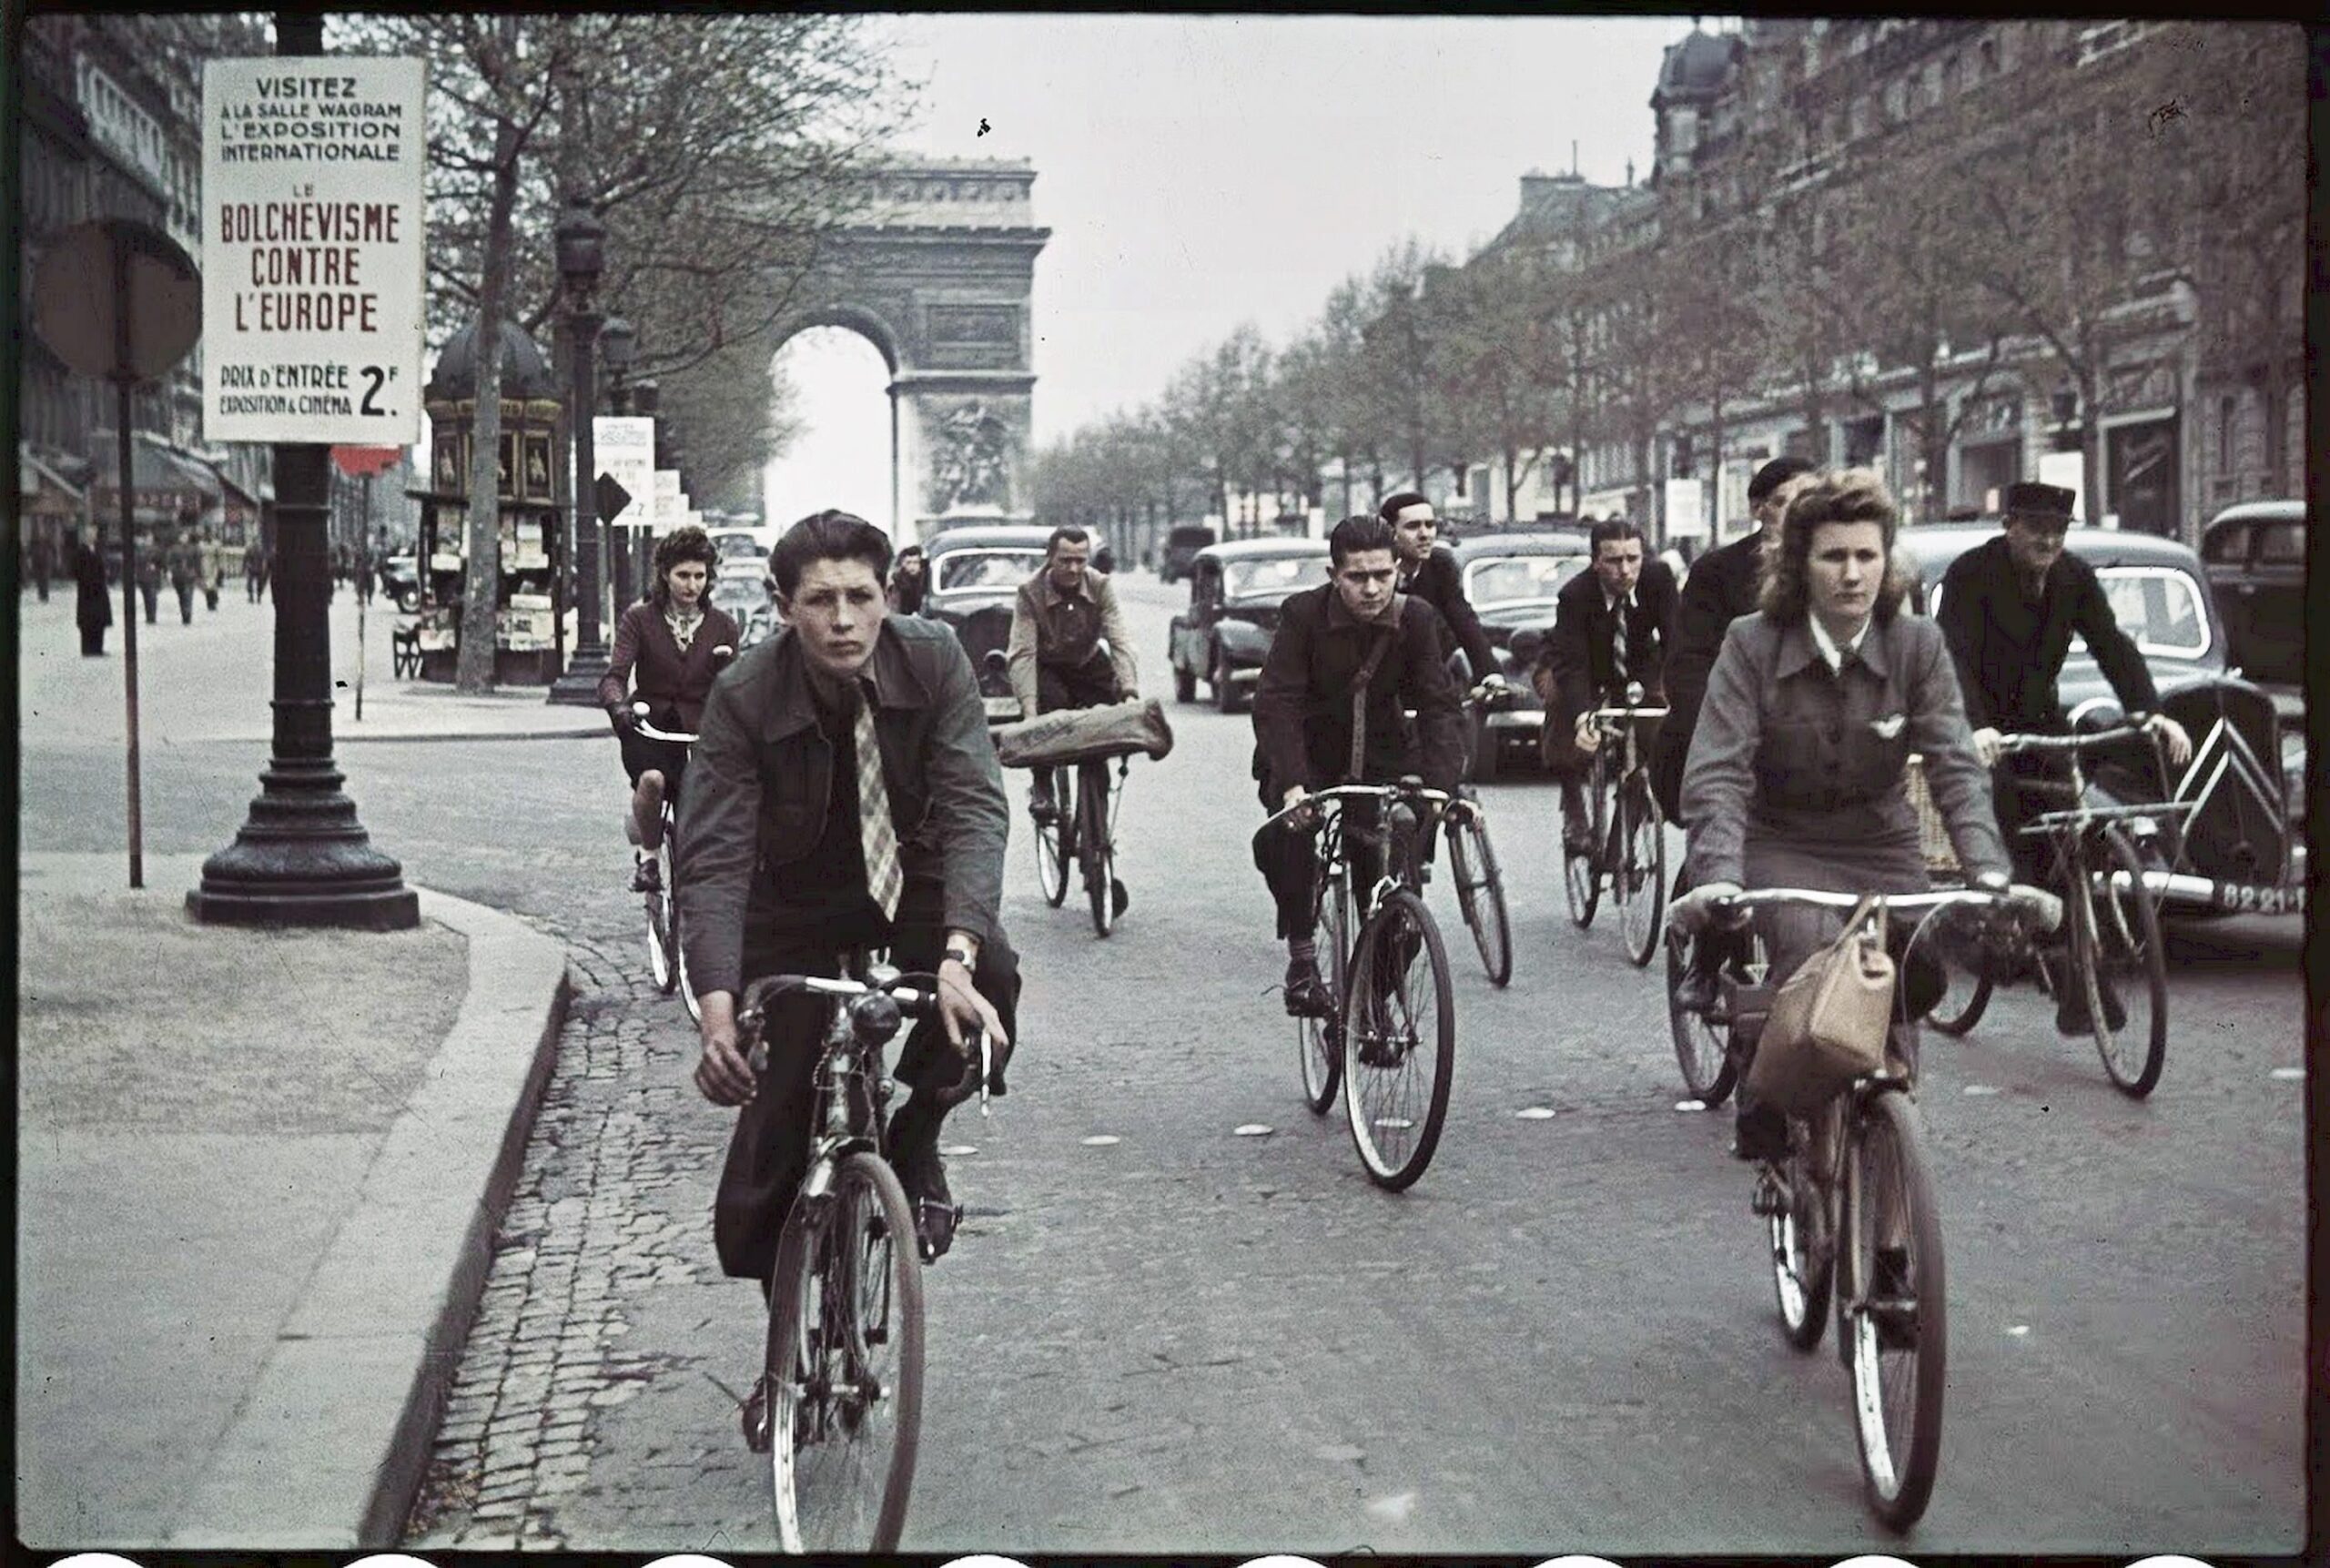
left=709, top=575, right=765, bottom=616
left=1464, top=554, right=1583, bottom=607
left=712, top=533, right=765, bottom=561
left=937, top=550, right=1046, bottom=592
left=1222, top=555, right=1330, bottom=599
left=2094, top=567, right=2209, bottom=658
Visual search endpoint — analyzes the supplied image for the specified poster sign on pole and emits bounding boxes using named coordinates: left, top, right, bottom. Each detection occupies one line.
left=653, top=470, right=683, bottom=536
left=596, top=416, right=655, bottom=531
left=201, top=56, right=427, bottom=444
left=1663, top=476, right=1707, bottom=540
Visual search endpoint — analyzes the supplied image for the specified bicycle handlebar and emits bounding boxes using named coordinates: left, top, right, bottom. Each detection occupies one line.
left=1256, top=780, right=1459, bottom=837
left=1991, top=721, right=2153, bottom=755
left=1681, top=883, right=2062, bottom=935
left=736, top=970, right=995, bottom=1117
left=630, top=700, right=698, bottom=747
left=1585, top=703, right=1669, bottom=728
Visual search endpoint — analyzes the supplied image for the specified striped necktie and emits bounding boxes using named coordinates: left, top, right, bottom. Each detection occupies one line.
left=1611, top=592, right=1630, bottom=691
left=853, top=683, right=904, bottom=921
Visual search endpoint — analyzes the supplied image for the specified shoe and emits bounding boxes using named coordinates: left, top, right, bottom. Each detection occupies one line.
left=1562, top=808, right=1592, bottom=857
left=1282, top=956, right=1332, bottom=1018
left=892, top=1135, right=960, bottom=1264
left=631, top=855, right=661, bottom=894
left=2054, top=975, right=2128, bottom=1037
left=1731, top=1102, right=1790, bottom=1162
left=741, top=1373, right=772, bottom=1453
left=1028, top=794, right=1059, bottom=826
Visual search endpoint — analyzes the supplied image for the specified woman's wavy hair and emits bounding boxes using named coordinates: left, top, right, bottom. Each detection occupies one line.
left=649, top=525, right=718, bottom=609
left=1758, top=468, right=1912, bottom=625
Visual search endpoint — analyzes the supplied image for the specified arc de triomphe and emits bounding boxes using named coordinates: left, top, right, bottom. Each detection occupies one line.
left=773, top=157, right=1049, bottom=542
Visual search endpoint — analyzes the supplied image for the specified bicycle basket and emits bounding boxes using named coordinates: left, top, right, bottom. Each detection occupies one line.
left=1903, top=754, right=1961, bottom=878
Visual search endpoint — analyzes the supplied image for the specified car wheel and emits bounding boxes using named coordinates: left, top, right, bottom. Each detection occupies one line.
left=1212, top=648, right=1242, bottom=714
left=396, top=588, right=420, bottom=612
left=1173, top=652, right=1196, bottom=703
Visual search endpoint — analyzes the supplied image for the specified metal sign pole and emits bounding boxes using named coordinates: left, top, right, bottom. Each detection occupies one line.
left=356, top=470, right=370, bottom=722
left=114, top=372, right=144, bottom=889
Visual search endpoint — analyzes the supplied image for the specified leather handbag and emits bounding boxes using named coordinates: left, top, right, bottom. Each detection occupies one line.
left=1744, top=895, right=1898, bottom=1116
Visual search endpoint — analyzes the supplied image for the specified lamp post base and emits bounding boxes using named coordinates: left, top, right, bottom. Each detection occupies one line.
left=187, top=758, right=419, bottom=929
left=548, top=640, right=612, bottom=705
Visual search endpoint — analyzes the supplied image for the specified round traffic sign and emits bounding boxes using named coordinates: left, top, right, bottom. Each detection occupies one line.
left=31, top=218, right=201, bottom=383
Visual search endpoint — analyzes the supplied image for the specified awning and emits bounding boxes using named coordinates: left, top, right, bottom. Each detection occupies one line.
left=18, top=444, right=88, bottom=506
left=87, top=430, right=220, bottom=521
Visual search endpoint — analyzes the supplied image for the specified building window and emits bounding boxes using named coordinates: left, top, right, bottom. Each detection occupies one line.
left=2217, top=396, right=2236, bottom=473
left=1980, top=35, right=2000, bottom=75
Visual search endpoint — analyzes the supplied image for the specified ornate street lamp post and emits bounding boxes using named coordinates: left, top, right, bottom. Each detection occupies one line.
left=547, top=197, right=610, bottom=703
left=600, top=315, right=637, bottom=612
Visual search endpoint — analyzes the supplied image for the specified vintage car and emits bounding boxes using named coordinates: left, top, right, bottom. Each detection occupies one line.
left=1157, top=524, right=1217, bottom=584
left=1896, top=522, right=2305, bottom=916
left=2199, top=499, right=2303, bottom=691
left=920, top=523, right=1055, bottom=724
left=380, top=552, right=421, bottom=612
left=1442, top=530, right=1594, bottom=782
left=1167, top=537, right=1332, bottom=713
left=707, top=558, right=771, bottom=641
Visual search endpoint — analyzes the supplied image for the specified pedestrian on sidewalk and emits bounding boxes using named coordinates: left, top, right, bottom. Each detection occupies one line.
left=243, top=540, right=264, bottom=602
left=167, top=529, right=203, bottom=624
left=354, top=539, right=376, bottom=606
left=72, top=528, right=112, bottom=656
left=136, top=547, right=162, bottom=625
left=199, top=528, right=228, bottom=612
left=28, top=528, right=56, bottom=603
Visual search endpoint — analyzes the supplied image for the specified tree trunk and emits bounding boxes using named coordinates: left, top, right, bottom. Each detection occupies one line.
left=2079, top=363, right=2102, bottom=527
left=455, top=106, right=522, bottom=694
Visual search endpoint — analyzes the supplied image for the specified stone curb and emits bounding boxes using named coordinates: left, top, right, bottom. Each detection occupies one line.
left=163, top=888, right=572, bottom=1550
left=201, top=725, right=608, bottom=746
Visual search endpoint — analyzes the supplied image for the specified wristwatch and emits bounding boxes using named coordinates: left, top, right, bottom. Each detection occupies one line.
left=943, top=945, right=976, bottom=970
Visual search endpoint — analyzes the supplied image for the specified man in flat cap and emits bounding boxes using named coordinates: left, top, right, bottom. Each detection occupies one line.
left=1934, top=481, right=2192, bottom=1027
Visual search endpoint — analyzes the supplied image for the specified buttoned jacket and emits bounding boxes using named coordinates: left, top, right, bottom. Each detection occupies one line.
left=1934, top=534, right=2158, bottom=733
left=1398, top=546, right=1497, bottom=684
left=1535, top=557, right=1680, bottom=714
left=1005, top=568, right=1138, bottom=715
left=1251, top=583, right=1466, bottom=799
left=597, top=600, right=745, bottom=733
left=675, top=614, right=1008, bottom=997
left=1680, top=609, right=2008, bottom=891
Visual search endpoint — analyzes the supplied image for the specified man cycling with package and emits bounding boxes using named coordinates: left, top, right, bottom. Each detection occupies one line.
left=1006, top=525, right=1139, bottom=828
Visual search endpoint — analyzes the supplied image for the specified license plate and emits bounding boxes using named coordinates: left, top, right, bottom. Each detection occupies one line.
left=2213, top=881, right=2304, bottom=915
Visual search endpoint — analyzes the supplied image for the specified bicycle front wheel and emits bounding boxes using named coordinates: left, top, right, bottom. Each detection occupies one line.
left=1298, top=872, right=1348, bottom=1115
left=1666, top=922, right=1737, bottom=1106
left=1080, top=762, right=1116, bottom=938
left=1342, top=889, right=1456, bottom=1189
left=1842, top=1089, right=1946, bottom=1532
left=1770, top=1103, right=1839, bottom=1351
left=1034, top=771, right=1070, bottom=908
left=2084, top=825, right=2169, bottom=1097
left=1616, top=775, right=1666, bottom=967
left=1445, top=806, right=1513, bottom=986
left=1924, top=946, right=1992, bottom=1037
left=644, top=819, right=680, bottom=994
left=768, top=1150, right=925, bottom=1553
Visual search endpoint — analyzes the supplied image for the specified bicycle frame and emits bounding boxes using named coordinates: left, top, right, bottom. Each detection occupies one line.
left=1265, top=782, right=1454, bottom=924
left=1581, top=701, right=1667, bottom=860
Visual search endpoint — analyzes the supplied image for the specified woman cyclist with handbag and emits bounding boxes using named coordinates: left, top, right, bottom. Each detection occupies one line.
left=1668, top=470, right=2013, bottom=1159
left=601, top=525, right=742, bottom=892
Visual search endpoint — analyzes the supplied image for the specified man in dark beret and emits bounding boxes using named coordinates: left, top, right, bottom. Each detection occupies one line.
left=1934, top=481, right=2193, bottom=1033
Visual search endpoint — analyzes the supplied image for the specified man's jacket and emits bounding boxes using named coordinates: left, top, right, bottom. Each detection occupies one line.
left=676, top=613, right=1008, bottom=997
left=1535, top=557, right=1680, bottom=717
left=1251, top=584, right=1465, bottom=798
left=1400, top=545, right=1497, bottom=684
left=1005, top=568, right=1138, bottom=714
left=1652, top=530, right=1764, bottom=820
left=1934, top=534, right=2158, bottom=732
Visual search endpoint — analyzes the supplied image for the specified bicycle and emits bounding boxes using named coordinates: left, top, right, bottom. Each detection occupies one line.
left=734, top=960, right=994, bottom=1553
left=633, top=705, right=702, bottom=1025
left=1031, top=752, right=1133, bottom=937
left=1924, top=722, right=2185, bottom=1098
left=1444, top=684, right=1514, bottom=987
left=1563, top=684, right=1669, bottom=967
left=1259, top=780, right=1460, bottom=1189
left=1670, top=882, right=2058, bottom=1531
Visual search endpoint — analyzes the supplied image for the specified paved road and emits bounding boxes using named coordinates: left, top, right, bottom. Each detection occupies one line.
left=17, top=577, right=2306, bottom=1555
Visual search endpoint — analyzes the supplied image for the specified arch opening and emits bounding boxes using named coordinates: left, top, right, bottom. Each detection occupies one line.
left=763, top=324, right=897, bottom=536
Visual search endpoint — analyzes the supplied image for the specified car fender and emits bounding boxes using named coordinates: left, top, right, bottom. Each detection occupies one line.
left=1213, top=619, right=1271, bottom=659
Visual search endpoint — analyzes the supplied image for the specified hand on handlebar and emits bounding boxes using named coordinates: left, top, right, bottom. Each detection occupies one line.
left=1280, top=784, right=1318, bottom=833
left=1666, top=880, right=1745, bottom=936
left=936, top=956, right=1009, bottom=1059
left=1970, top=726, right=2001, bottom=766
left=612, top=702, right=642, bottom=732
left=2001, top=882, right=2063, bottom=933
left=1574, top=712, right=1604, bottom=754
left=694, top=991, right=755, bottom=1106
left=2143, top=712, right=2193, bottom=768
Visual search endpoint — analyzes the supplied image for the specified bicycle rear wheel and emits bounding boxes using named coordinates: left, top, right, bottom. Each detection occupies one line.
left=1842, top=1089, right=1946, bottom=1532
left=1616, top=775, right=1665, bottom=967
left=1342, top=889, right=1456, bottom=1190
left=1445, top=805, right=1512, bottom=987
left=2084, top=825, right=2168, bottom=1097
left=768, top=1150, right=924, bottom=1553
left=1666, top=923, right=1737, bottom=1106
left=1034, top=769, right=1071, bottom=908
left=1298, top=871, right=1348, bottom=1115
left=1769, top=1102, right=1838, bottom=1351
left=1080, top=761, right=1116, bottom=938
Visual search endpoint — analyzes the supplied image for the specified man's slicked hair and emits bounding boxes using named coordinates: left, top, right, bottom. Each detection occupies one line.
left=1047, top=525, right=1089, bottom=556
left=1587, top=516, right=1646, bottom=557
left=771, top=509, right=893, bottom=598
left=1329, top=513, right=1397, bottom=567
left=1377, top=491, right=1431, bottom=524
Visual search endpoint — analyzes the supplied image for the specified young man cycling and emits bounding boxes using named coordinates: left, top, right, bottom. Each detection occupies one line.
left=1251, top=514, right=1473, bottom=1016
left=1004, top=525, right=1139, bottom=826
left=1531, top=516, right=1679, bottom=854
left=1377, top=491, right=1502, bottom=693
left=676, top=510, right=1020, bottom=1442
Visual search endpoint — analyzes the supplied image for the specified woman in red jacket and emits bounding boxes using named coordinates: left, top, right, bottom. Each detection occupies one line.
left=599, top=525, right=741, bottom=891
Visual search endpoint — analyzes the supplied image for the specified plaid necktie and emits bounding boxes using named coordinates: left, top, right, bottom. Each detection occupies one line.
left=1611, top=592, right=1630, bottom=691
left=853, top=683, right=903, bottom=921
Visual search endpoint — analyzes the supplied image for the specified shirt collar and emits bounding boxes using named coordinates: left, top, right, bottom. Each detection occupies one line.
left=1806, top=612, right=1874, bottom=674
left=1324, top=583, right=1398, bottom=631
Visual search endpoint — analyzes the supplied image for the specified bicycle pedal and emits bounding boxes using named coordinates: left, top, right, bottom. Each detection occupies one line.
left=1750, top=1174, right=1787, bottom=1217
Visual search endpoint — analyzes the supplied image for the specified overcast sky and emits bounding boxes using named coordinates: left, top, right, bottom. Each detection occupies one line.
left=765, top=14, right=1708, bottom=531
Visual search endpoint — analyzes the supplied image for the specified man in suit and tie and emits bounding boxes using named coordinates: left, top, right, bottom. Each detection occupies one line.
left=1533, top=516, right=1679, bottom=853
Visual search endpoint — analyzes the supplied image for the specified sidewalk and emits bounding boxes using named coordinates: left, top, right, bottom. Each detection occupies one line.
left=17, top=588, right=608, bottom=746
left=15, top=852, right=571, bottom=1549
